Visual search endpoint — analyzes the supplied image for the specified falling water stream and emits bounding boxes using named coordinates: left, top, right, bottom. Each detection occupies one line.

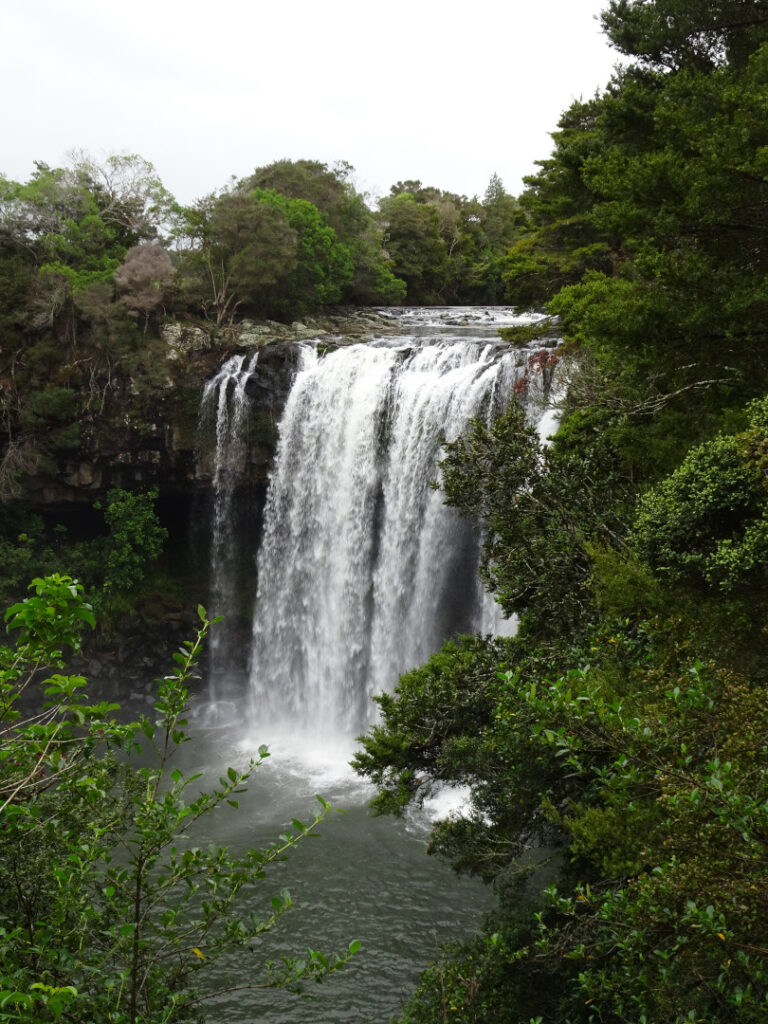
left=193, top=307, right=556, bottom=1022
left=198, top=351, right=260, bottom=688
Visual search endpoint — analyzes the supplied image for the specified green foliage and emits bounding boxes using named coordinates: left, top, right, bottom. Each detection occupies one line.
left=0, top=244, right=34, bottom=334
left=19, top=387, right=78, bottom=425
left=174, top=189, right=296, bottom=326
left=0, top=982, right=79, bottom=1021
left=241, top=158, right=406, bottom=305
left=376, top=179, right=523, bottom=306
left=353, top=4, right=768, bottom=1022
left=353, top=635, right=514, bottom=830
left=100, top=487, right=168, bottom=591
left=497, top=319, right=558, bottom=346
left=0, top=155, right=170, bottom=334
left=0, top=515, right=47, bottom=601
left=0, top=577, right=358, bottom=1022
left=17, top=387, right=81, bottom=451
left=520, top=658, right=768, bottom=1022
left=360, top=617, right=768, bottom=1022
left=601, top=0, right=768, bottom=71
left=0, top=513, right=104, bottom=611
left=397, top=925, right=566, bottom=1024
left=438, top=397, right=630, bottom=636
left=0, top=155, right=175, bottom=493
left=397, top=382, right=768, bottom=1020
left=378, top=192, right=448, bottom=303
left=175, top=185, right=354, bottom=323
left=506, top=30, right=768, bottom=437
left=355, top=631, right=595, bottom=894
left=503, top=96, right=614, bottom=310
left=0, top=490, right=167, bottom=616
left=250, top=189, right=354, bottom=316
left=633, top=397, right=768, bottom=591
left=586, top=540, right=664, bottom=618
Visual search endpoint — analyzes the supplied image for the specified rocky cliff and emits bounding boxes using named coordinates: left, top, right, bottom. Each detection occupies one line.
left=12, top=310, right=394, bottom=510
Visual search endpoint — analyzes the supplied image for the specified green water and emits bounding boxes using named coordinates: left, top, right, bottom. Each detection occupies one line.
left=179, top=712, right=489, bottom=1023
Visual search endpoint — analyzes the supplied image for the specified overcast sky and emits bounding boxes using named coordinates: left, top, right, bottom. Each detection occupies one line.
left=4, top=0, right=621, bottom=206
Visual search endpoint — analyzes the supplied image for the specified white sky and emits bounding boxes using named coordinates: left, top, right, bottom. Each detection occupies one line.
left=3, top=0, right=621, bottom=205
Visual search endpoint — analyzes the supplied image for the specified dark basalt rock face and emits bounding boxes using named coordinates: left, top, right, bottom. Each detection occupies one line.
left=13, top=311, right=396, bottom=511
left=15, top=342, right=301, bottom=510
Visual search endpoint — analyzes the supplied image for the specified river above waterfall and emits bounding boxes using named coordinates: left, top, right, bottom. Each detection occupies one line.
left=191, top=306, right=556, bottom=1022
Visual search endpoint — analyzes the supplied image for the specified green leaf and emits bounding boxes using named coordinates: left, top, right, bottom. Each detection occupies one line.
left=0, top=993, right=34, bottom=1008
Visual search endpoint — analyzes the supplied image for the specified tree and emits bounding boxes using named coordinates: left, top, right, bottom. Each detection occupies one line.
left=481, top=174, right=525, bottom=255
left=173, top=190, right=295, bottom=326
left=633, top=394, right=768, bottom=592
left=505, top=10, right=768, bottom=409
left=466, top=174, right=526, bottom=303
left=377, top=179, right=523, bottom=304
left=502, top=95, right=616, bottom=310
left=174, top=187, right=354, bottom=323
left=67, top=152, right=174, bottom=244
left=239, top=158, right=405, bottom=305
left=114, top=242, right=174, bottom=331
left=100, top=486, right=168, bottom=592
left=378, top=192, right=447, bottom=304
left=356, top=612, right=768, bottom=1022
left=249, top=189, right=353, bottom=317
left=0, top=154, right=170, bottom=277
left=438, top=393, right=629, bottom=636
left=0, top=576, right=359, bottom=1022
left=601, top=0, right=768, bottom=71
left=355, top=3, right=768, bottom=1021
left=0, top=154, right=172, bottom=343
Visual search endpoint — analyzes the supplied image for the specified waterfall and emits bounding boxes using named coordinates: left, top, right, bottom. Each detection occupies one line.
left=247, top=330, right=547, bottom=740
left=198, top=351, right=259, bottom=690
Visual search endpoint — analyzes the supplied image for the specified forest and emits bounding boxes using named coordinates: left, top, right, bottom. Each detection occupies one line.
left=3, top=0, right=768, bottom=1021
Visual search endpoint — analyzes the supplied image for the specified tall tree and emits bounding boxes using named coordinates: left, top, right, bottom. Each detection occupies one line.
left=601, top=0, right=768, bottom=70
left=378, top=191, right=447, bottom=304
left=175, top=187, right=353, bottom=323
left=0, top=154, right=172, bottom=334
left=241, top=159, right=404, bottom=305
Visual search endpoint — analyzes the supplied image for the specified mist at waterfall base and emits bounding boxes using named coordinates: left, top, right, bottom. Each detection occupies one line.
left=191, top=308, right=555, bottom=1022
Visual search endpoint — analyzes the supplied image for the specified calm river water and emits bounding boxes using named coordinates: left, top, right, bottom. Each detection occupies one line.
left=177, top=712, right=489, bottom=1024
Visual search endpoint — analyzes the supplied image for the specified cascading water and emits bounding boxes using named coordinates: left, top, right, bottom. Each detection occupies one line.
left=198, top=351, right=259, bottom=692
left=245, top=316, right=555, bottom=742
